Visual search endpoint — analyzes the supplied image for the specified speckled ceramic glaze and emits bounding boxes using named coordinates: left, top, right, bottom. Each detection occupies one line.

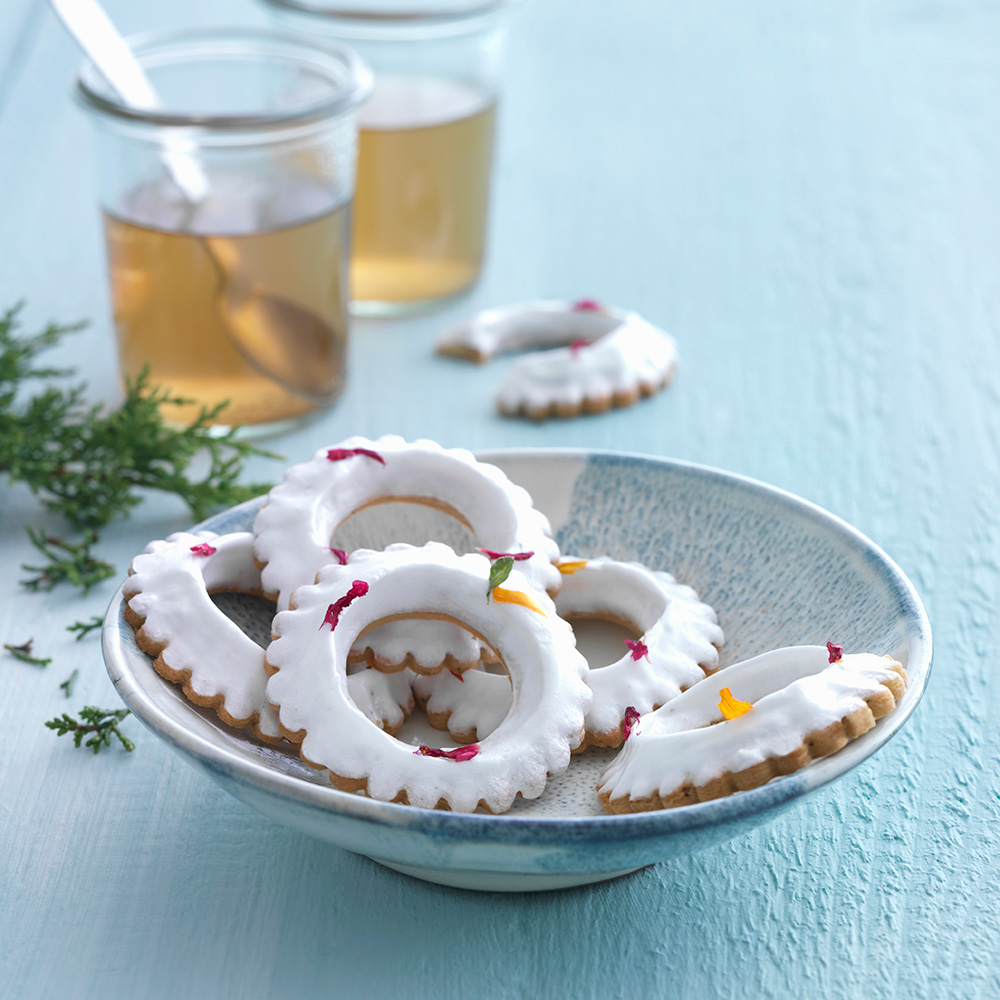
left=103, top=450, right=931, bottom=892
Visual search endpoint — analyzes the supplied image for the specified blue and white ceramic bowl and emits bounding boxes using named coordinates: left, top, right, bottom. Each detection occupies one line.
left=103, top=450, right=931, bottom=892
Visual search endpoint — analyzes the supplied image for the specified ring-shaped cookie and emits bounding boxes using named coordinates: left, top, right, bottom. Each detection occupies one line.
left=264, top=543, right=591, bottom=814
left=435, top=299, right=627, bottom=363
left=411, top=557, right=723, bottom=746
left=253, top=436, right=562, bottom=675
left=123, top=532, right=414, bottom=741
left=559, top=558, right=723, bottom=748
left=439, top=300, right=677, bottom=421
left=597, top=646, right=907, bottom=813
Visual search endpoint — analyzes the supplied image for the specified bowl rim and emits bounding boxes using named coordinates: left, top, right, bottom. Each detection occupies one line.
left=103, top=447, right=932, bottom=846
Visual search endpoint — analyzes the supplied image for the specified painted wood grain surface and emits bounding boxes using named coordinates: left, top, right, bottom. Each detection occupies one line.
left=1, top=0, right=998, bottom=997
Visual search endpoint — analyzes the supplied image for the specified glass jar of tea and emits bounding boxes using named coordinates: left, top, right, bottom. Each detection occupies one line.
left=261, top=1, right=518, bottom=316
left=78, top=28, right=372, bottom=433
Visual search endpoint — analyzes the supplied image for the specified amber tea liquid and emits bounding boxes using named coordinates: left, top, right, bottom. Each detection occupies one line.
left=104, top=183, right=351, bottom=428
left=352, top=77, right=495, bottom=307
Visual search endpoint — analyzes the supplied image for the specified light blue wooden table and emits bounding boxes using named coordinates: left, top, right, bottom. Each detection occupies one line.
left=1, top=1, right=997, bottom=997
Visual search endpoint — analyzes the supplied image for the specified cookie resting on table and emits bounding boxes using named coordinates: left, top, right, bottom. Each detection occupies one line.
left=436, top=298, right=679, bottom=420
left=264, top=543, right=592, bottom=814
left=123, top=532, right=414, bottom=742
left=596, top=645, right=907, bottom=813
left=412, top=556, right=724, bottom=747
left=435, top=298, right=630, bottom=363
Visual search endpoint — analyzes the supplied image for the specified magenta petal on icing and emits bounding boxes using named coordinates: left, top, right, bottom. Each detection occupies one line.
left=624, top=639, right=648, bottom=661
left=622, top=706, right=641, bottom=741
left=826, top=641, right=844, bottom=663
left=477, top=548, right=534, bottom=562
left=190, top=543, right=217, bottom=556
left=569, top=338, right=591, bottom=355
left=320, top=580, right=370, bottom=631
left=572, top=298, right=602, bottom=312
left=325, top=447, right=386, bottom=466
left=414, top=744, right=480, bottom=761
left=329, top=547, right=349, bottom=565
left=450, top=669, right=465, bottom=683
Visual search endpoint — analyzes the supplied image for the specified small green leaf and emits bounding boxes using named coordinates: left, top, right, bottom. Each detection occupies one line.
left=487, top=556, right=514, bottom=600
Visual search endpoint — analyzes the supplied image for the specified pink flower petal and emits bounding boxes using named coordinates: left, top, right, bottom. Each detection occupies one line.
left=326, top=447, right=386, bottom=466
left=622, top=706, right=641, bottom=741
left=449, top=669, right=465, bottom=683
left=329, top=547, right=349, bottom=565
left=190, top=543, right=217, bottom=557
left=572, top=298, right=602, bottom=312
left=320, top=580, right=369, bottom=631
left=569, top=338, right=591, bottom=355
left=414, top=743, right=480, bottom=761
left=826, top=641, right=844, bottom=663
left=477, top=549, right=535, bottom=562
left=624, top=639, right=648, bottom=661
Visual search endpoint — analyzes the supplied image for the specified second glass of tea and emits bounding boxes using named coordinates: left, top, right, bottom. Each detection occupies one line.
left=78, top=29, right=372, bottom=433
left=263, top=1, right=517, bottom=315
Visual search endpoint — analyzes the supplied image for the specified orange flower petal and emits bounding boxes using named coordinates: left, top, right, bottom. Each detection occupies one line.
left=491, top=586, right=546, bottom=616
left=558, top=560, right=588, bottom=575
left=718, top=687, right=753, bottom=720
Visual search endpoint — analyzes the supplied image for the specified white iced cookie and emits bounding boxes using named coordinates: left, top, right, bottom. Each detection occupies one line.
left=489, top=310, right=677, bottom=421
left=411, top=667, right=512, bottom=745
left=124, top=531, right=283, bottom=743
left=597, top=645, right=907, bottom=813
left=436, top=298, right=623, bottom=363
left=559, top=558, right=723, bottom=747
left=252, top=436, right=562, bottom=674
left=348, top=618, right=496, bottom=673
left=123, top=531, right=413, bottom=741
left=412, top=556, right=723, bottom=746
left=264, top=543, right=592, bottom=814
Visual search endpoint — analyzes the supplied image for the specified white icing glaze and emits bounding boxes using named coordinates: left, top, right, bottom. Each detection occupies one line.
left=123, top=531, right=412, bottom=739
left=345, top=668, right=415, bottom=735
left=123, top=531, right=282, bottom=741
left=412, top=557, right=723, bottom=744
left=596, top=647, right=906, bottom=805
left=436, top=299, right=626, bottom=363
left=265, top=543, right=591, bottom=814
left=252, top=435, right=562, bottom=622
left=494, top=312, right=678, bottom=419
left=348, top=618, right=490, bottom=673
left=560, top=558, right=723, bottom=742
left=412, top=667, right=512, bottom=741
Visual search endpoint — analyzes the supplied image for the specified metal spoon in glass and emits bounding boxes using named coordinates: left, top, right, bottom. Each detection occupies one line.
left=49, top=0, right=343, bottom=402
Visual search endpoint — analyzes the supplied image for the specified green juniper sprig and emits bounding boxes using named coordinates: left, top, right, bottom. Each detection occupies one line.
left=67, top=615, right=104, bottom=640
left=21, top=527, right=115, bottom=593
left=59, top=669, right=79, bottom=698
left=0, top=304, right=278, bottom=594
left=3, top=638, right=51, bottom=667
left=45, top=706, right=135, bottom=753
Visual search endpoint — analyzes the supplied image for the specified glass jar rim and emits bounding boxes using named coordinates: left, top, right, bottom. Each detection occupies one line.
left=76, top=27, right=373, bottom=132
left=260, top=0, right=517, bottom=35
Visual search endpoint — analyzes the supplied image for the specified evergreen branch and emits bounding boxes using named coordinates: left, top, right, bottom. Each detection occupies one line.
left=60, top=669, right=79, bottom=698
left=3, top=638, right=51, bottom=667
left=67, top=615, right=104, bottom=640
left=20, top=528, right=115, bottom=594
left=45, top=706, right=135, bottom=753
left=0, top=307, right=280, bottom=594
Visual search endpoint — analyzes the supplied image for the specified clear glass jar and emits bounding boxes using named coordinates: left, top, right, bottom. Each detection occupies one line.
left=77, top=28, right=372, bottom=434
left=261, top=1, right=517, bottom=315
